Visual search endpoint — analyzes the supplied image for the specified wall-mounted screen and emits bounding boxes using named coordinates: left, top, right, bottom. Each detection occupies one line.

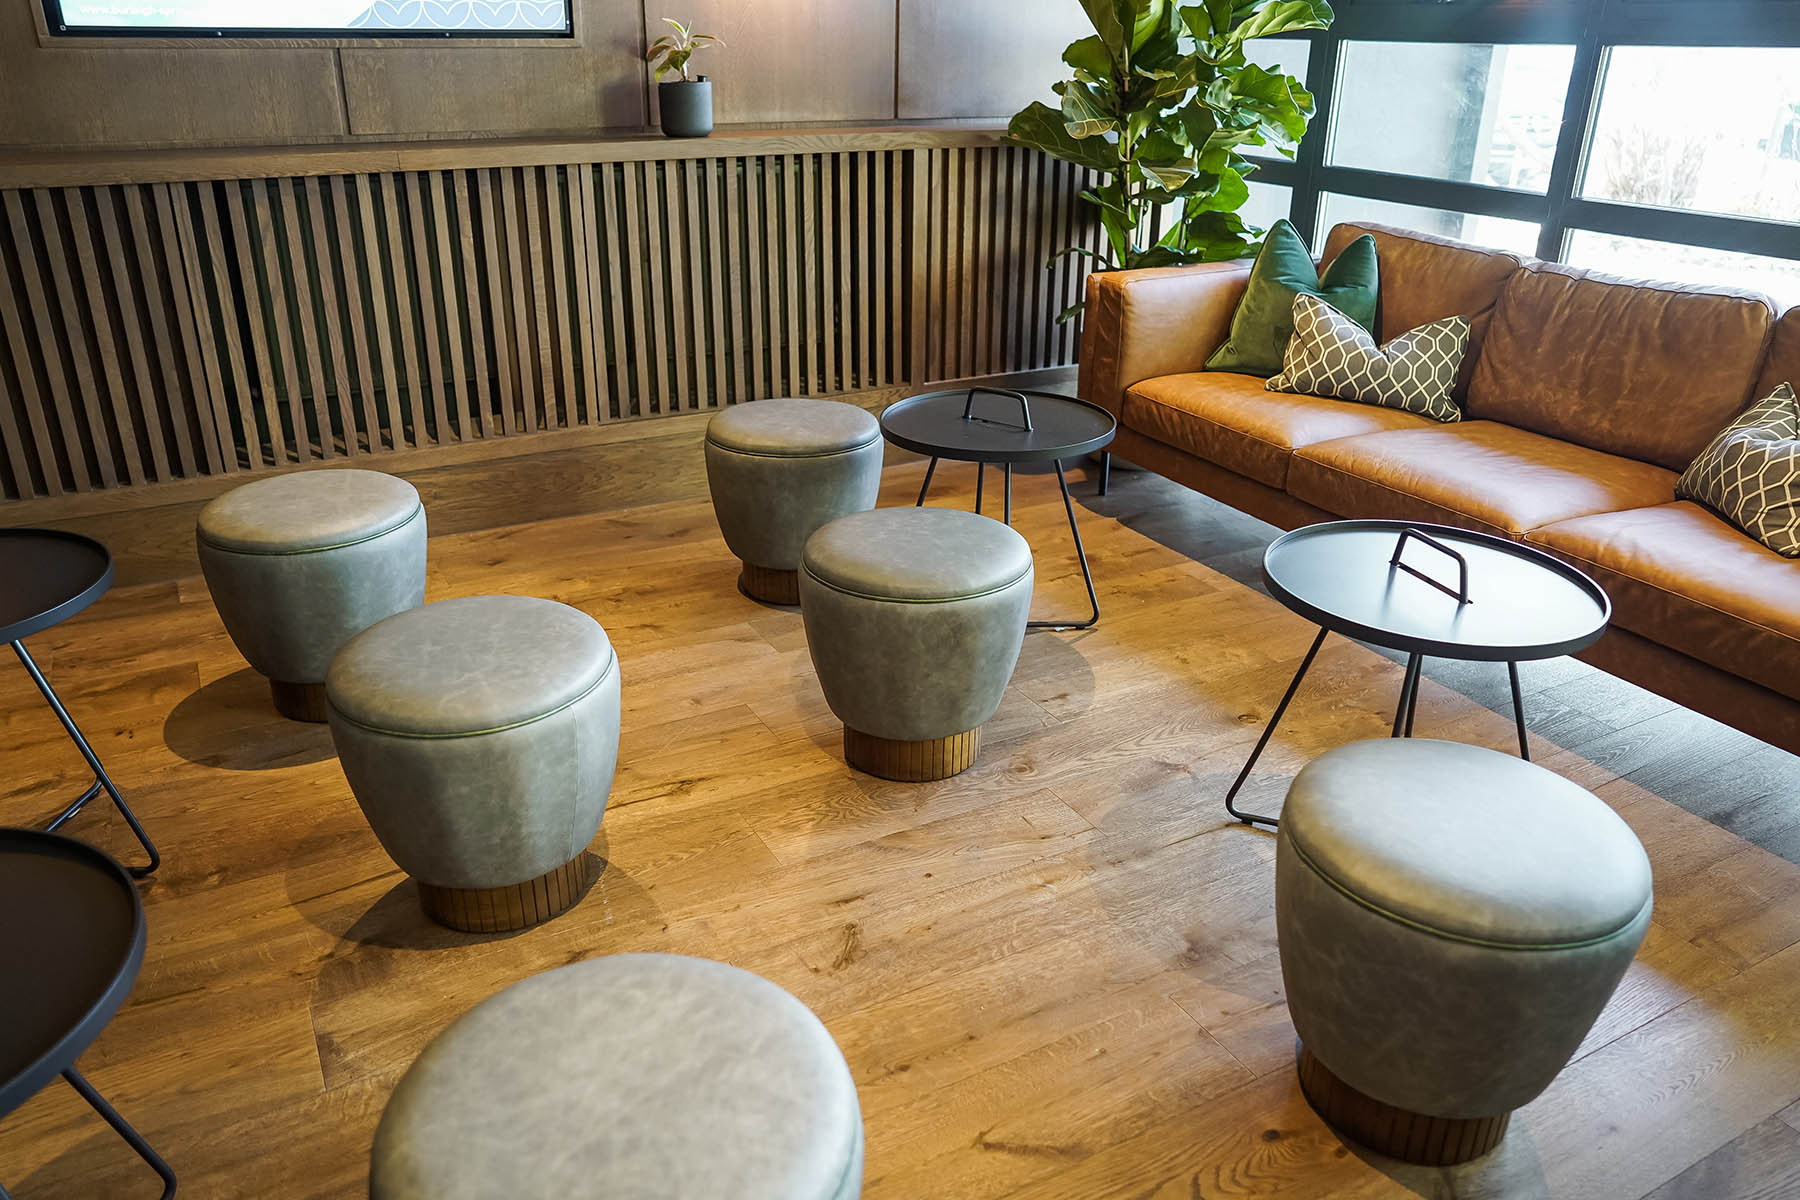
left=43, top=0, right=571, bottom=37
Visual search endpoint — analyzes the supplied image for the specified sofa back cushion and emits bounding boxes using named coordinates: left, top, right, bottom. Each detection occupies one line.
left=1322, top=222, right=1524, bottom=403
left=1466, top=263, right=1775, bottom=470
left=1758, top=305, right=1800, bottom=399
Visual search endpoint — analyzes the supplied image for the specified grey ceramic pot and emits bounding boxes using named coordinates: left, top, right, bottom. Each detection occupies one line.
left=659, top=79, right=714, bottom=138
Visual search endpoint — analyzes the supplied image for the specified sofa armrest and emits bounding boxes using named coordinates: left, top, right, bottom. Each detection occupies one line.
left=1078, top=260, right=1253, bottom=418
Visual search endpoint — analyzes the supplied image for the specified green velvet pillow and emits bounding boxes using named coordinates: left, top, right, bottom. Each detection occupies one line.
left=1206, top=219, right=1379, bottom=378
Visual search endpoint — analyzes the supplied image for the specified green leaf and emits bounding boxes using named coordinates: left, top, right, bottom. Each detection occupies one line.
left=1078, top=0, right=1131, bottom=60
left=1060, top=82, right=1118, bottom=139
left=1006, top=102, right=1121, bottom=172
left=1190, top=166, right=1249, bottom=212
left=1063, top=35, right=1117, bottom=83
left=1233, top=0, right=1332, bottom=41
left=1228, top=62, right=1311, bottom=146
left=1129, top=0, right=1168, bottom=51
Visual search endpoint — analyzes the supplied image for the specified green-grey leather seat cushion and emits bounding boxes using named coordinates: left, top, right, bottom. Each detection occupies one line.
left=197, top=468, right=422, bottom=554
left=370, top=954, right=864, bottom=1200
left=706, top=396, right=880, bottom=457
left=328, top=595, right=616, bottom=736
left=1283, top=738, right=1651, bottom=947
left=803, top=507, right=1032, bottom=602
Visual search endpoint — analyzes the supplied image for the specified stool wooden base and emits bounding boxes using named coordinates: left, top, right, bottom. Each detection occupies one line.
left=844, top=726, right=981, bottom=782
left=417, top=853, right=595, bottom=933
left=269, top=679, right=330, bottom=723
left=1297, top=1043, right=1510, bottom=1166
left=738, top=562, right=801, bottom=606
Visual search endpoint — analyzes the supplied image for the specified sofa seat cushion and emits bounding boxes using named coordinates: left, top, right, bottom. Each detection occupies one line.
left=1288, top=421, right=1678, bottom=537
left=1526, top=502, right=1800, bottom=702
left=1123, top=372, right=1436, bottom=489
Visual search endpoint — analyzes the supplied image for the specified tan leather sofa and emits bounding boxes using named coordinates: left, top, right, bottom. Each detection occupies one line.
left=1080, top=222, right=1800, bottom=755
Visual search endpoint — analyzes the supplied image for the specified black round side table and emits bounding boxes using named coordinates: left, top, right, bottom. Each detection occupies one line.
left=0, top=829, right=174, bottom=1199
left=1, top=529, right=160, bottom=876
left=1225, top=519, right=1611, bottom=828
left=880, top=387, right=1117, bottom=630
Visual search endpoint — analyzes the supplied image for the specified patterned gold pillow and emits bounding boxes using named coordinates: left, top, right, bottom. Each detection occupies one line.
left=1675, top=382, right=1800, bottom=558
left=1267, top=292, right=1469, bottom=423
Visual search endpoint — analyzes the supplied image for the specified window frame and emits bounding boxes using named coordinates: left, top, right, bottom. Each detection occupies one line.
left=1251, top=0, right=1800, bottom=273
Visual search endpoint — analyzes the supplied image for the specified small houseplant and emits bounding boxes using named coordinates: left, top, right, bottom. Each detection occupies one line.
left=647, top=18, right=724, bottom=138
left=1009, top=0, right=1332, bottom=309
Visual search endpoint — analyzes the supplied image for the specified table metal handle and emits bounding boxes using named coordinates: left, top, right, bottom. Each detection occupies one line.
left=961, top=386, right=1033, bottom=431
left=1390, top=527, right=1471, bottom=605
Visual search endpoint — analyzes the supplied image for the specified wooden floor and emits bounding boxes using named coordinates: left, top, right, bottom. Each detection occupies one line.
left=3, top=456, right=1799, bottom=1199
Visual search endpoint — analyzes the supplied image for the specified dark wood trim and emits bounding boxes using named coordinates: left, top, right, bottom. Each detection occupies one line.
left=738, top=563, right=801, bottom=607
left=417, top=852, right=597, bottom=933
left=1296, top=1043, right=1511, bottom=1166
left=844, top=725, right=982, bottom=782
left=269, top=680, right=330, bottom=723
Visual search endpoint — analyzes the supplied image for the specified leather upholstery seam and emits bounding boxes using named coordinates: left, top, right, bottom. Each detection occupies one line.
left=197, top=503, right=423, bottom=557
left=800, top=562, right=1032, bottom=605
left=1287, top=455, right=1514, bottom=538
left=328, top=651, right=618, bottom=739
left=703, top=435, right=881, bottom=460
left=1290, top=835, right=1653, bottom=951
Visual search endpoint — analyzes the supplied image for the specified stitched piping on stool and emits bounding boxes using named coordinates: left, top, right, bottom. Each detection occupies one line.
left=197, top=503, right=424, bottom=557
left=327, top=649, right=617, bottom=739
left=1288, top=835, right=1653, bottom=951
left=703, top=433, right=883, bottom=459
left=799, top=561, right=1033, bottom=605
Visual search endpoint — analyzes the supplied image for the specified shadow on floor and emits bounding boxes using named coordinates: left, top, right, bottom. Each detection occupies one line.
left=162, top=668, right=336, bottom=771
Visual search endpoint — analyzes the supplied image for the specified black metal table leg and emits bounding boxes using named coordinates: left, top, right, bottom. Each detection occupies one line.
left=1223, top=626, right=1330, bottom=828
left=12, top=640, right=161, bottom=878
left=62, top=1068, right=176, bottom=1200
left=914, top=457, right=939, bottom=506
left=1508, top=661, right=1530, bottom=760
left=1003, top=463, right=1013, bottom=525
left=1391, top=653, right=1423, bottom=738
left=974, top=461, right=984, bottom=514
left=1024, top=459, right=1100, bottom=631
left=1098, top=450, right=1111, bottom=496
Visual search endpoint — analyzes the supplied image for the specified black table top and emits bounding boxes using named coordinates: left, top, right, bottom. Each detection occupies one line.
left=1263, top=520, right=1611, bottom=662
left=0, top=529, right=114, bottom=645
left=881, top=388, right=1117, bottom=464
left=0, top=829, right=145, bottom=1117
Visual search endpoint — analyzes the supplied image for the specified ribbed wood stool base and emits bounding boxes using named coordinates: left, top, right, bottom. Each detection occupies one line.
left=269, top=679, right=330, bottom=723
left=844, top=726, right=981, bottom=782
left=417, top=853, right=595, bottom=933
left=738, top=562, right=801, bottom=606
left=1297, top=1043, right=1511, bottom=1165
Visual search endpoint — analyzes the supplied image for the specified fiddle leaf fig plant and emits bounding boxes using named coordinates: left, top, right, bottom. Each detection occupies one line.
left=646, top=17, right=723, bottom=82
left=1008, top=0, right=1332, bottom=290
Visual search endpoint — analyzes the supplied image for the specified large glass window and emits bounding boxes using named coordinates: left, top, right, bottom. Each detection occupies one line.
left=1566, top=230, right=1800, bottom=307
left=1328, top=42, right=1576, bottom=192
left=1318, top=193, right=1540, bottom=256
left=1580, top=47, right=1800, bottom=223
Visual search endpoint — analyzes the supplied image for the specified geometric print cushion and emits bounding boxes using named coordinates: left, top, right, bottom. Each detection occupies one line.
left=1267, top=292, right=1469, bottom=423
left=1675, top=382, right=1800, bottom=558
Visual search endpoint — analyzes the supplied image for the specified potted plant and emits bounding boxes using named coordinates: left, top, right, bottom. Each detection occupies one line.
left=647, top=18, right=724, bottom=139
left=1009, top=0, right=1332, bottom=311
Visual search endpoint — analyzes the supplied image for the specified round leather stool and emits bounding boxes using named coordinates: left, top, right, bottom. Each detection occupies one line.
left=1277, top=738, right=1652, bottom=1165
left=370, top=954, right=864, bottom=1200
left=326, top=595, right=620, bottom=933
left=800, top=507, right=1031, bottom=781
left=197, top=469, right=426, bottom=721
left=705, top=398, right=883, bottom=605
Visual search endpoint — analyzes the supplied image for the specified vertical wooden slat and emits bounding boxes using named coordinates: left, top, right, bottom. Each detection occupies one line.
left=303, top=177, right=359, bottom=457
left=328, top=176, right=385, bottom=453
left=1022, top=153, right=1047, bottom=371
left=909, top=150, right=931, bottom=386
left=95, top=188, right=172, bottom=481
left=65, top=188, right=147, bottom=485
left=123, top=186, right=200, bottom=477
left=668, top=160, right=695, bottom=410
left=426, top=171, right=472, bottom=442
left=620, top=163, right=653, bottom=417
left=157, top=183, right=230, bottom=474
left=276, top=178, right=336, bottom=458
left=702, top=159, right=729, bottom=408
left=568, top=164, right=602, bottom=425
left=819, top=156, right=837, bottom=395
left=0, top=217, right=59, bottom=495
left=835, top=153, right=853, bottom=393
left=599, top=163, right=632, bottom=418
left=799, top=155, right=820, bottom=395
left=499, top=168, right=538, bottom=432
left=542, top=166, right=578, bottom=427
left=881, top=151, right=895, bottom=387
left=641, top=162, right=672, bottom=416
left=249, top=179, right=312, bottom=461
left=402, top=172, right=449, bottom=444
left=744, top=157, right=768, bottom=401
left=478, top=169, right=519, bottom=437
left=202, top=185, right=269, bottom=469
left=685, top=159, right=715, bottom=409
left=521, top=167, right=557, bottom=429
left=37, top=190, right=121, bottom=486
left=377, top=174, right=429, bottom=446
left=1048, top=160, right=1070, bottom=366
left=722, top=157, right=746, bottom=407
left=857, top=153, right=873, bottom=391
left=450, top=172, right=492, bottom=439
left=781, top=155, right=802, bottom=396
left=354, top=175, right=406, bottom=450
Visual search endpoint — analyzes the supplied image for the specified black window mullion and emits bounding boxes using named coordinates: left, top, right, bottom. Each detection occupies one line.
left=1564, top=200, right=1800, bottom=263
left=1536, top=0, right=1608, bottom=262
left=1316, top=167, right=1550, bottom=224
left=1287, top=29, right=1336, bottom=243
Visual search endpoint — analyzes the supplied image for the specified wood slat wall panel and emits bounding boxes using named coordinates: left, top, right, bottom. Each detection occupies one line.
left=0, top=144, right=1092, bottom=502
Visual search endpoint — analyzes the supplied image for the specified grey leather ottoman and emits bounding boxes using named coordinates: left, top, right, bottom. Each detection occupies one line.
left=197, top=469, right=426, bottom=721
left=705, top=397, right=882, bottom=605
left=370, top=953, right=864, bottom=1200
left=326, top=595, right=621, bottom=933
left=1276, top=738, right=1652, bottom=1165
left=800, top=507, right=1032, bottom=781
